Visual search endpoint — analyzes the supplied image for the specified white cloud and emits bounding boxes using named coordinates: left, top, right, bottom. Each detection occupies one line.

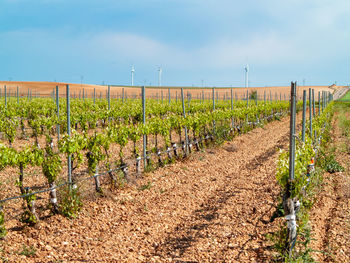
left=89, top=32, right=170, bottom=60
left=196, top=34, right=295, bottom=68
left=86, top=31, right=302, bottom=70
left=0, top=28, right=336, bottom=71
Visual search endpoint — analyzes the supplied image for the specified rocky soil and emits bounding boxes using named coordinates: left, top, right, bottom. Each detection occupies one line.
left=310, top=108, right=350, bottom=262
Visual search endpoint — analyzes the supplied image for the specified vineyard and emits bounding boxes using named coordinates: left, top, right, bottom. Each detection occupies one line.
left=0, top=84, right=348, bottom=262
left=0, top=86, right=291, bottom=222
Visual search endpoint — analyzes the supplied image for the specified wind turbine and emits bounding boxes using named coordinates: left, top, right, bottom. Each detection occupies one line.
left=158, top=66, right=162, bottom=87
left=131, top=65, right=135, bottom=86
left=244, top=64, right=249, bottom=88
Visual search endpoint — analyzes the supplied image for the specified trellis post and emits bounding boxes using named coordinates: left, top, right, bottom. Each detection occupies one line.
left=142, top=86, right=147, bottom=170
left=56, top=86, right=60, bottom=141
left=66, top=85, right=72, bottom=187
left=301, top=90, right=306, bottom=142
left=181, top=88, right=189, bottom=156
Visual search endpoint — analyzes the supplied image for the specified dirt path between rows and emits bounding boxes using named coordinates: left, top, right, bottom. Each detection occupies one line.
left=310, top=110, right=350, bottom=262
left=1, top=115, right=298, bottom=263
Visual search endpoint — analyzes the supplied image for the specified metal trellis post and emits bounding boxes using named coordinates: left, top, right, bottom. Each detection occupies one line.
left=287, top=81, right=297, bottom=255
left=142, top=86, right=147, bottom=169
left=289, top=82, right=297, bottom=180
left=318, top=91, right=320, bottom=116
left=181, top=88, right=189, bottom=155
left=301, top=90, right=306, bottom=142
left=66, top=85, right=72, bottom=187
left=108, top=85, right=111, bottom=124
left=231, top=88, right=234, bottom=129
left=168, top=88, right=171, bottom=105
left=4, top=85, right=7, bottom=108
left=94, top=88, right=96, bottom=104
left=56, top=86, right=60, bottom=141
left=309, top=88, right=312, bottom=139
left=312, top=89, right=315, bottom=117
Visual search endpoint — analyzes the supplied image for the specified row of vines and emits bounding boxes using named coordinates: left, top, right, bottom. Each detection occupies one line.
left=271, top=87, right=334, bottom=262
left=0, top=91, right=295, bottom=238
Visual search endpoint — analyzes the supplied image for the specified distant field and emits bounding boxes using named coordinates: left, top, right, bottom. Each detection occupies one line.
left=0, top=80, right=336, bottom=100
left=338, top=91, right=350, bottom=101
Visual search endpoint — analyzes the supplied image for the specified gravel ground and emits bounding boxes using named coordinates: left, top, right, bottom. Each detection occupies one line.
left=310, top=109, right=350, bottom=262
left=1, top=115, right=296, bottom=262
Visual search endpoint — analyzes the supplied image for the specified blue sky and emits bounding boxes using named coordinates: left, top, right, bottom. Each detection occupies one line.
left=0, top=0, right=349, bottom=87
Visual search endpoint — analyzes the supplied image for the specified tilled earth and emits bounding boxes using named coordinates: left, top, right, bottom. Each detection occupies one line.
left=310, top=110, right=350, bottom=262
left=1, top=116, right=295, bottom=263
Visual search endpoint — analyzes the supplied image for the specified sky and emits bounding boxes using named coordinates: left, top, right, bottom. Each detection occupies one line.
left=0, top=0, right=349, bottom=87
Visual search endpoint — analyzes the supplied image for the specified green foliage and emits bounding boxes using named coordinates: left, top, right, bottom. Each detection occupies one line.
left=213, top=125, right=230, bottom=144
left=293, top=226, right=317, bottom=263
left=249, top=90, right=258, bottom=100
left=0, top=143, right=43, bottom=171
left=268, top=197, right=319, bottom=262
left=276, top=136, right=315, bottom=199
left=129, top=125, right=142, bottom=154
left=270, top=201, right=285, bottom=222
left=86, top=133, right=106, bottom=174
left=19, top=192, right=38, bottom=225
left=0, top=144, right=16, bottom=170
left=58, top=130, right=87, bottom=169
left=337, top=91, right=350, bottom=101
left=0, top=93, right=292, bottom=229
left=319, top=153, right=344, bottom=173
left=42, top=137, right=62, bottom=184
left=138, top=181, right=152, bottom=191
left=266, top=222, right=288, bottom=260
left=338, top=114, right=350, bottom=137
left=273, top=102, right=334, bottom=261
left=42, top=155, right=62, bottom=183
left=111, top=171, right=127, bottom=189
left=16, top=245, right=36, bottom=257
left=0, top=117, right=19, bottom=145
left=110, top=124, right=130, bottom=161
left=59, top=185, right=83, bottom=219
left=0, top=208, right=6, bottom=239
left=143, top=161, right=155, bottom=173
left=335, top=102, right=350, bottom=154
left=20, top=210, right=38, bottom=225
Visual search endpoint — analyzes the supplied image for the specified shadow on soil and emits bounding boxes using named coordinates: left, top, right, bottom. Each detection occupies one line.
left=148, top=132, right=290, bottom=262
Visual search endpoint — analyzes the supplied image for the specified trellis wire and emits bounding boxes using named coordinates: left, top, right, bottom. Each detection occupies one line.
left=0, top=97, right=286, bottom=205
left=0, top=162, right=128, bottom=204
